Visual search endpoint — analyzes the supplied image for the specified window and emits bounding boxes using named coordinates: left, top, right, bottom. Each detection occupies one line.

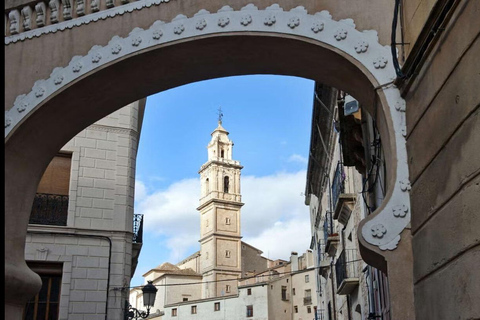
left=246, top=305, right=253, bottom=317
left=225, top=250, right=231, bottom=258
left=183, top=298, right=188, bottom=301
left=293, top=288, right=296, bottom=295
left=307, top=306, right=312, bottom=313
left=247, top=288, right=252, bottom=295
left=172, top=308, right=177, bottom=317
left=223, top=176, right=229, bottom=193
left=281, top=286, right=288, bottom=301
left=305, top=275, right=310, bottom=283
left=30, top=153, right=72, bottom=226
left=24, top=263, right=63, bottom=320
left=294, top=306, right=298, bottom=313
left=225, top=217, right=231, bottom=225
left=221, top=149, right=225, bottom=158
left=226, top=285, right=231, bottom=293
left=214, top=302, right=220, bottom=311
left=205, top=178, right=209, bottom=193
left=191, top=306, right=197, bottom=314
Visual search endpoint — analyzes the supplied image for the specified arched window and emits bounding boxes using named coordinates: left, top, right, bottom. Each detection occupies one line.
left=205, top=178, right=209, bottom=194
left=224, top=176, right=229, bottom=193
left=221, top=149, right=225, bottom=158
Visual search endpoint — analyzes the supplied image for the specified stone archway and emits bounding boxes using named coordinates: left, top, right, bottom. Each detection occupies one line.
left=5, top=4, right=411, bottom=318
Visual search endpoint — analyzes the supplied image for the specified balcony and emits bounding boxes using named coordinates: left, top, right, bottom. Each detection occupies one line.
left=331, top=164, right=356, bottom=225
left=335, top=249, right=359, bottom=295
left=133, top=214, right=144, bottom=243
left=29, top=193, right=68, bottom=226
left=323, top=211, right=339, bottom=257
left=303, top=296, right=312, bottom=305
left=131, top=214, right=144, bottom=277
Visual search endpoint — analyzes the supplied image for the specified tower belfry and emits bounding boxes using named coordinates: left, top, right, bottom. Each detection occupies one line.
left=197, top=117, right=243, bottom=298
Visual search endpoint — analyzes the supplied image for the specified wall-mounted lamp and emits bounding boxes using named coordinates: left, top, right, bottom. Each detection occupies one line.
left=125, top=281, right=158, bottom=319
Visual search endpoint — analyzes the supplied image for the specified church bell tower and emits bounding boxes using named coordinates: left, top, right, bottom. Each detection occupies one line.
left=197, top=115, right=243, bottom=298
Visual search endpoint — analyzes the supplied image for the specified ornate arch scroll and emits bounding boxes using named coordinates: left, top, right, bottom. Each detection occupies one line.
left=4, top=3, right=410, bottom=252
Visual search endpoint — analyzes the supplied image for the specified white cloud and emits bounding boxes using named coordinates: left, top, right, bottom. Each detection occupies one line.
left=244, top=219, right=311, bottom=261
left=135, top=180, right=148, bottom=203
left=135, top=170, right=311, bottom=264
left=287, top=154, right=308, bottom=165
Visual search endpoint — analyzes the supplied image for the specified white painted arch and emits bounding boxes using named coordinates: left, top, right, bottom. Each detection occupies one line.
left=5, top=3, right=410, bottom=315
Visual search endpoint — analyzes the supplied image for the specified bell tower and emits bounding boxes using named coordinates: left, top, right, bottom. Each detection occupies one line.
left=197, top=116, right=243, bottom=298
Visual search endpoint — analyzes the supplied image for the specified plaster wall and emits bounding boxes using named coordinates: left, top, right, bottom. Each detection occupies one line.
left=267, top=276, right=292, bottom=319
left=291, top=269, right=317, bottom=320
left=162, top=285, right=268, bottom=320
left=403, top=1, right=480, bottom=318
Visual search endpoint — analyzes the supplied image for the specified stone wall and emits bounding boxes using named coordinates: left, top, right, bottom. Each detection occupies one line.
left=402, top=1, right=480, bottom=318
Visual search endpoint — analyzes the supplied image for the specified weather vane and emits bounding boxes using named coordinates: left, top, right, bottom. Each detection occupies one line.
left=217, top=107, right=224, bottom=124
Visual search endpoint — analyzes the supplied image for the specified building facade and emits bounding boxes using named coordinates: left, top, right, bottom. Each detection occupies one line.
left=305, top=84, right=392, bottom=320
left=24, top=100, right=146, bottom=320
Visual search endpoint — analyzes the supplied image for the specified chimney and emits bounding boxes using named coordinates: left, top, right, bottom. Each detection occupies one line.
left=290, top=252, right=298, bottom=272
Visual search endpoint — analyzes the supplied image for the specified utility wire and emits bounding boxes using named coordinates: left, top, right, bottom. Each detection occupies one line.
left=120, top=258, right=366, bottom=290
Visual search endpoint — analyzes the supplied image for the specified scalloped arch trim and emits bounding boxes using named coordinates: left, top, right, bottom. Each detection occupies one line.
left=4, top=3, right=411, bottom=252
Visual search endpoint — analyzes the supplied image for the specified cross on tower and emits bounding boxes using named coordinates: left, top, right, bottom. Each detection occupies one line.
left=217, top=107, right=223, bottom=124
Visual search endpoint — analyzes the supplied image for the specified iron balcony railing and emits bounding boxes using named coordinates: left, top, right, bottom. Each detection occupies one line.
left=133, top=214, right=144, bottom=243
left=331, top=162, right=345, bottom=210
left=29, top=193, right=68, bottom=226
left=323, top=211, right=334, bottom=243
left=335, top=249, right=358, bottom=288
left=316, top=308, right=325, bottom=320
left=303, top=296, right=312, bottom=305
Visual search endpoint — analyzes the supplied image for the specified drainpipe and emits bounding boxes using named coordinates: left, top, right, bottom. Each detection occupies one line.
left=330, top=261, right=337, bottom=320
left=27, top=231, right=112, bottom=320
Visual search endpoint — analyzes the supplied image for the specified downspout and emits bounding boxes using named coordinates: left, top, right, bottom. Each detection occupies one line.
left=27, top=231, right=112, bottom=320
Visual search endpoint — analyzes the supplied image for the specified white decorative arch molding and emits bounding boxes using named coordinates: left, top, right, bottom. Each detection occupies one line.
left=4, top=3, right=410, bottom=252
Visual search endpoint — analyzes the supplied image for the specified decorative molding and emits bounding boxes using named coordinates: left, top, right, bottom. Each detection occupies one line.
left=5, top=4, right=410, bottom=252
left=8, top=10, right=20, bottom=35
left=5, top=0, right=174, bottom=45
left=35, top=2, right=47, bottom=27
left=21, top=6, right=33, bottom=31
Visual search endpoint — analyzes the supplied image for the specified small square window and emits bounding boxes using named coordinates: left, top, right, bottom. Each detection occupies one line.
left=214, top=302, right=220, bottom=311
left=183, top=298, right=188, bottom=301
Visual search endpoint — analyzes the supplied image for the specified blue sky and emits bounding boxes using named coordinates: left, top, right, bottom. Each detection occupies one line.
left=132, top=75, right=315, bottom=286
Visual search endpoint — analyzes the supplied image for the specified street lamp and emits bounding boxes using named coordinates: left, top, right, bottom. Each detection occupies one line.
left=126, top=281, right=158, bottom=319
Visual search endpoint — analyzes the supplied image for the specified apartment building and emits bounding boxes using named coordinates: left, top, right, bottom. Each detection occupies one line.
left=23, top=100, right=146, bottom=320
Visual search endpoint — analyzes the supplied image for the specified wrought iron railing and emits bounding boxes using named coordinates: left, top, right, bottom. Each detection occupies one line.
left=335, top=249, right=358, bottom=288
left=323, top=211, right=334, bottom=243
left=303, top=296, right=312, bottom=305
left=29, top=193, right=69, bottom=226
left=133, top=214, right=144, bottom=243
left=331, top=162, right=345, bottom=210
